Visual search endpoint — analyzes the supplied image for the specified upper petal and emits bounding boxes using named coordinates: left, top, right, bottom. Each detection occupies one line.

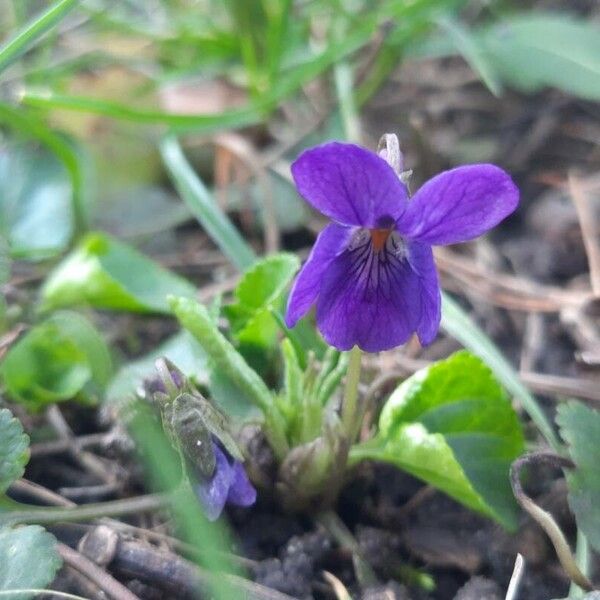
left=285, top=223, right=351, bottom=328
left=291, top=142, right=409, bottom=227
left=396, top=164, right=519, bottom=245
left=315, top=235, right=441, bottom=352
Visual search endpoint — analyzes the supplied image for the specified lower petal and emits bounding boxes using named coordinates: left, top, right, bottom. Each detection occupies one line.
left=316, top=237, right=440, bottom=352
left=285, top=223, right=352, bottom=328
left=410, top=243, right=441, bottom=346
left=196, top=444, right=234, bottom=521
left=227, top=462, right=257, bottom=507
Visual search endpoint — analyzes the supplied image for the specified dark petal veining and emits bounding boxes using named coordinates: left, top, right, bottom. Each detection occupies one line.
left=291, top=142, right=409, bottom=228
left=315, top=231, right=439, bottom=351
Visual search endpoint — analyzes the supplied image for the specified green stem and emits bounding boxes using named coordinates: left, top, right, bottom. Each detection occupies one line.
left=341, top=346, right=362, bottom=441
left=0, top=493, right=167, bottom=526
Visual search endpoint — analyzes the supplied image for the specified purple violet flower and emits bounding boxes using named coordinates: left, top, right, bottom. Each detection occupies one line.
left=285, top=141, right=519, bottom=352
left=195, top=440, right=257, bottom=521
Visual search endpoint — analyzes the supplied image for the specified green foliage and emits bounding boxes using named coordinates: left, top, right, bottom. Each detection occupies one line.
left=441, top=293, right=561, bottom=451
left=169, top=296, right=272, bottom=413
left=436, top=16, right=501, bottom=96
left=0, top=409, right=29, bottom=493
left=556, top=401, right=600, bottom=553
left=350, top=351, right=524, bottom=529
left=160, top=137, right=256, bottom=271
left=169, top=295, right=289, bottom=458
left=0, top=0, right=78, bottom=73
left=0, top=525, right=62, bottom=599
left=479, top=13, right=600, bottom=101
left=225, top=253, right=299, bottom=349
left=40, top=232, right=196, bottom=313
left=1, top=311, right=111, bottom=409
left=0, top=144, right=73, bottom=260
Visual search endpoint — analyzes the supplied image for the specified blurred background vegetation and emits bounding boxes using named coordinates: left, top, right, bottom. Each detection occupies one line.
left=0, top=1, right=599, bottom=598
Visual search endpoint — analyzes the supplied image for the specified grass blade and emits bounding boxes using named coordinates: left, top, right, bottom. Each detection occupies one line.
left=0, top=0, right=79, bottom=73
left=21, top=89, right=264, bottom=131
left=160, top=135, right=256, bottom=271
left=436, top=16, right=502, bottom=96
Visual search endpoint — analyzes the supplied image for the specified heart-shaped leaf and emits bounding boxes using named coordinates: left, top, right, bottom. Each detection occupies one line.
left=40, top=232, right=197, bottom=314
left=350, top=351, right=524, bottom=529
left=1, top=311, right=111, bottom=409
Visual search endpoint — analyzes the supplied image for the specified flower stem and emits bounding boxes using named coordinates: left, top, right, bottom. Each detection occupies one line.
left=341, top=345, right=362, bottom=441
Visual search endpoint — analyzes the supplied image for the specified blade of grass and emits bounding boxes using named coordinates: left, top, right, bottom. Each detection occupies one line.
left=441, top=293, right=562, bottom=452
left=436, top=15, right=502, bottom=96
left=159, top=135, right=256, bottom=271
left=20, top=2, right=394, bottom=127
left=21, top=89, right=264, bottom=131
left=0, top=0, right=79, bottom=73
left=0, top=101, right=87, bottom=234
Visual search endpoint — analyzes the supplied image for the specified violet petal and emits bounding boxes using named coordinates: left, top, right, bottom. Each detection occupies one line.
left=196, top=444, right=234, bottom=521
left=396, top=164, right=519, bottom=245
left=315, top=236, right=438, bottom=352
left=410, top=242, right=441, bottom=346
left=285, top=223, right=352, bottom=328
left=226, top=462, right=257, bottom=507
left=291, top=142, right=409, bottom=228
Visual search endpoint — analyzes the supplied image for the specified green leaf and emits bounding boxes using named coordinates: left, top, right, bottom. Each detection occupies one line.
left=0, top=103, right=88, bottom=235
left=169, top=296, right=272, bottom=413
left=225, top=253, right=299, bottom=348
left=480, top=13, right=600, bottom=101
left=556, top=401, right=600, bottom=553
left=0, top=144, right=73, bottom=260
left=441, top=293, right=561, bottom=451
left=351, top=351, right=524, bottom=529
left=0, top=525, right=62, bottom=599
left=40, top=232, right=196, bottom=313
left=1, top=312, right=111, bottom=408
left=0, top=409, right=29, bottom=493
left=169, top=296, right=289, bottom=458
left=0, top=0, right=79, bottom=73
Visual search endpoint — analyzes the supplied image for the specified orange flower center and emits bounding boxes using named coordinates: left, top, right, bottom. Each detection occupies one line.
left=370, top=228, right=392, bottom=252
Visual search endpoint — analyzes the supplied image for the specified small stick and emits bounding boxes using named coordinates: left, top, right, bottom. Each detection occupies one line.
left=569, top=172, right=600, bottom=295
left=510, top=453, right=594, bottom=592
left=57, top=543, right=140, bottom=600
left=505, top=554, right=525, bottom=600
left=46, top=405, right=117, bottom=485
left=30, top=432, right=113, bottom=458
left=84, top=530, right=295, bottom=600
